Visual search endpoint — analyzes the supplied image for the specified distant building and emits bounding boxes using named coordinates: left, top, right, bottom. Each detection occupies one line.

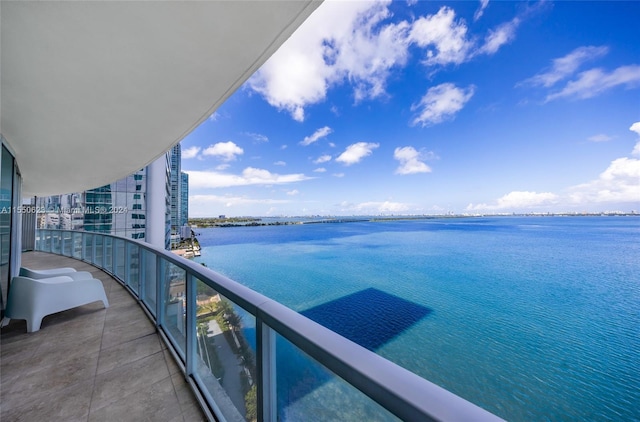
left=83, top=185, right=114, bottom=234
left=169, top=144, right=181, bottom=244
left=180, top=171, right=189, bottom=228
left=37, top=154, right=172, bottom=249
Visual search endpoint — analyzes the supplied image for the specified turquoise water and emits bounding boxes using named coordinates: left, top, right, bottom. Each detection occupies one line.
left=195, top=216, right=640, bottom=421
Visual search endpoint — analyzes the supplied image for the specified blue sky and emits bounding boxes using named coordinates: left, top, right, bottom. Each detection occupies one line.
left=181, top=0, right=640, bottom=217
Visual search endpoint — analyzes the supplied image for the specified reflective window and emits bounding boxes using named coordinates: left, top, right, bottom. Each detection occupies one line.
left=0, top=145, right=14, bottom=312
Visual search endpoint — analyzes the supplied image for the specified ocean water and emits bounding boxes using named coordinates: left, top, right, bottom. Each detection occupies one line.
left=194, top=216, right=640, bottom=421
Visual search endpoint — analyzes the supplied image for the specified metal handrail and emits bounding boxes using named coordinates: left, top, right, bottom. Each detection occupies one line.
left=35, top=228, right=503, bottom=422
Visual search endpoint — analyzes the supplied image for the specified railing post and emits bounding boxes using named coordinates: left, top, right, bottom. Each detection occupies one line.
left=156, top=256, right=165, bottom=328
left=102, top=236, right=107, bottom=271
left=112, top=238, right=117, bottom=277
left=125, top=242, right=132, bottom=286
left=139, top=249, right=146, bottom=303
left=185, top=273, right=196, bottom=377
left=91, top=233, right=96, bottom=264
left=257, top=319, right=277, bottom=422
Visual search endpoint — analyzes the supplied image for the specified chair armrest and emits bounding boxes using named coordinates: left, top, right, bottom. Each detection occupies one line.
left=19, top=267, right=77, bottom=279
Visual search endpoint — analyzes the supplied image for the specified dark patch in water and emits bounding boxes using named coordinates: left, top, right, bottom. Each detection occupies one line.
left=275, top=288, right=431, bottom=414
left=301, top=287, right=432, bottom=351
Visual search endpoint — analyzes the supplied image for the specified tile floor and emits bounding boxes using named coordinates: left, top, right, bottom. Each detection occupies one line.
left=1, top=252, right=208, bottom=422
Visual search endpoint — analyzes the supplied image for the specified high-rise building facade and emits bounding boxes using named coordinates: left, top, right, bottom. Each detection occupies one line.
left=180, top=171, right=188, bottom=227
left=169, top=144, right=181, bottom=238
left=37, top=155, right=171, bottom=249
left=36, top=145, right=186, bottom=251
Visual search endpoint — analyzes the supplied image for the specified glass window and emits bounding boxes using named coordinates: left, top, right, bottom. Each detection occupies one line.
left=0, top=145, right=14, bottom=312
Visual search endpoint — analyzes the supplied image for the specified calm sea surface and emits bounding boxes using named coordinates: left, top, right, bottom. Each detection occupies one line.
left=194, top=216, right=640, bottom=421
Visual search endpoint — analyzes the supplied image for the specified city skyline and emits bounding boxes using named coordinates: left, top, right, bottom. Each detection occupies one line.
left=181, top=1, right=640, bottom=217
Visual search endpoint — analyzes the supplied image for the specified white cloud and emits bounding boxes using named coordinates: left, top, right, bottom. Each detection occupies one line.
left=568, top=158, right=640, bottom=204
left=546, top=65, right=640, bottom=102
left=189, top=194, right=290, bottom=217
left=466, top=122, right=640, bottom=212
left=333, top=173, right=345, bottom=178
left=394, top=146, right=432, bottom=174
left=313, top=154, right=332, bottom=164
left=411, top=83, right=475, bottom=127
left=336, top=142, right=379, bottom=165
left=209, top=112, right=220, bottom=121
left=186, top=168, right=312, bottom=189
left=467, top=191, right=559, bottom=211
left=468, top=153, right=640, bottom=212
left=631, top=122, right=640, bottom=157
left=410, top=7, right=473, bottom=66
left=479, top=17, right=520, bottom=55
left=245, top=132, right=269, bottom=143
left=248, top=1, right=411, bottom=121
left=588, top=134, right=613, bottom=142
left=202, top=141, right=244, bottom=162
left=474, top=0, right=489, bottom=21
left=249, top=2, right=529, bottom=121
left=520, top=46, right=609, bottom=88
left=287, top=189, right=300, bottom=196
left=182, top=146, right=201, bottom=159
left=273, top=161, right=286, bottom=166
left=314, top=167, right=327, bottom=173
left=337, top=12, right=411, bottom=102
left=341, top=200, right=410, bottom=214
left=301, top=126, right=333, bottom=146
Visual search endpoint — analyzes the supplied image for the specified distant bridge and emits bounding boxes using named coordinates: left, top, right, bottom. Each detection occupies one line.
left=303, top=218, right=371, bottom=224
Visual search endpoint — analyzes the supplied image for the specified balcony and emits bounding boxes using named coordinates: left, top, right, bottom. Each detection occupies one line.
left=2, top=230, right=503, bottom=421
left=1, top=251, right=206, bottom=421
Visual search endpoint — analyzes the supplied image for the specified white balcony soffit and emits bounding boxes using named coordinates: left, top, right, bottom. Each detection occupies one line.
left=1, top=0, right=321, bottom=196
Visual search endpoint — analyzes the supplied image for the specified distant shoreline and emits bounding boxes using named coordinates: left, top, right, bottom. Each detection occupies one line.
left=188, top=212, right=638, bottom=228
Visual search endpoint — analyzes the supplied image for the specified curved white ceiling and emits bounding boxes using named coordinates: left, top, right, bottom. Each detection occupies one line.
left=1, top=1, right=320, bottom=196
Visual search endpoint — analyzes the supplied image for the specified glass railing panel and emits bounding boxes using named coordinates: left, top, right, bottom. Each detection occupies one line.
left=128, top=243, right=140, bottom=294
left=103, top=236, right=113, bottom=273
left=114, top=239, right=125, bottom=281
left=83, top=233, right=93, bottom=262
left=62, top=231, right=72, bottom=256
left=43, top=230, right=53, bottom=252
left=194, top=278, right=257, bottom=422
left=274, top=333, right=400, bottom=422
left=33, top=230, right=42, bottom=251
left=161, top=258, right=186, bottom=358
left=72, top=232, right=82, bottom=259
left=31, top=229, right=502, bottom=422
left=51, top=231, right=61, bottom=254
left=94, top=234, right=103, bottom=267
left=141, top=248, right=157, bottom=317
left=35, top=229, right=44, bottom=251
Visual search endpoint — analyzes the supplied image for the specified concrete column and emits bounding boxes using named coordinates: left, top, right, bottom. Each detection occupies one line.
left=146, top=155, right=167, bottom=249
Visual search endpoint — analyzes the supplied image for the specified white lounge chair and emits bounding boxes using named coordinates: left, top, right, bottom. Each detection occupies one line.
left=3, top=275, right=109, bottom=332
left=19, top=266, right=93, bottom=281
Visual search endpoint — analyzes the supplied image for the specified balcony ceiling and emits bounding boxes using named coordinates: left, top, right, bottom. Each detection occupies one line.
left=1, top=1, right=320, bottom=196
